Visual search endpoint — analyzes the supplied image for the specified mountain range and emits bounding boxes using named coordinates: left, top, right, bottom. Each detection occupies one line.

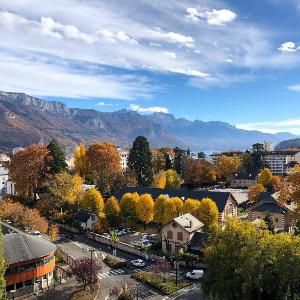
left=0, top=91, right=297, bottom=153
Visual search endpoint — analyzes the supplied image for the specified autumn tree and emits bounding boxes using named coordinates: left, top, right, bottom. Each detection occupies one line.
left=47, top=139, right=67, bottom=174
left=152, top=150, right=166, bottom=173
left=216, top=155, right=242, bottom=180
left=163, top=197, right=183, bottom=224
left=81, top=188, right=104, bottom=215
left=195, top=198, right=219, bottom=228
left=120, top=192, right=139, bottom=223
left=87, top=142, right=121, bottom=177
left=128, top=136, right=153, bottom=186
left=153, top=194, right=169, bottom=224
left=49, top=224, right=59, bottom=241
left=104, top=196, right=121, bottom=226
left=153, top=169, right=182, bottom=189
left=48, top=172, right=84, bottom=204
left=92, top=213, right=109, bottom=233
left=21, top=207, right=49, bottom=233
left=136, top=194, right=154, bottom=227
left=9, top=144, right=51, bottom=201
left=248, top=183, right=266, bottom=203
left=258, top=168, right=273, bottom=187
left=184, top=159, right=216, bottom=188
left=270, top=175, right=281, bottom=192
left=152, top=171, right=167, bottom=189
left=74, top=143, right=89, bottom=177
left=182, top=198, right=200, bottom=216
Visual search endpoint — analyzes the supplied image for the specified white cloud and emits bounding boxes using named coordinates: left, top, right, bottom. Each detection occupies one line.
left=95, top=102, right=116, bottom=106
left=129, top=104, right=169, bottom=114
left=278, top=41, right=298, bottom=52
left=164, top=52, right=176, bottom=59
left=186, top=7, right=236, bottom=26
left=237, top=118, right=300, bottom=135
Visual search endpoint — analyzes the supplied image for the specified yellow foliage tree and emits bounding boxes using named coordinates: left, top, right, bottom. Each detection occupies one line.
left=248, top=183, right=266, bottom=203
left=120, top=192, right=139, bottom=223
left=74, top=143, right=89, bottom=176
left=104, top=196, right=121, bottom=226
left=258, top=168, right=273, bottom=187
left=81, top=188, right=104, bottom=215
left=49, top=172, right=84, bottom=204
left=153, top=194, right=169, bottom=224
left=136, top=194, right=154, bottom=225
left=195, top=198, right=219, bottom=227
left=153, top=171, right=167, bottom=189
left=182, top=198, right=200, bottom=215
left=163, top=197, right=183, bottom=224
left=216, top=155, right=242, bottom=179
left=92, top=213, right=109, bottom=233
left=49, top=224, right=59, bottom=241
left=270, top=175, right=281, bottom=191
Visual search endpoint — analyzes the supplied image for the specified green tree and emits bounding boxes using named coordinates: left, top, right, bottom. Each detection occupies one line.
left=128, top=136, right=153, bottom=186
left=0, top=230, right=6, bottom=299
left=263, top=211, right=274, bottom=233
left=173, top=147, right=185, bottom=175
left=47, top=139, right=67, bottom=174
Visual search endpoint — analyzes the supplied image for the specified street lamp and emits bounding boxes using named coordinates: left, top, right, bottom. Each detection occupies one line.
left=89, top=249, right=96, bottom=291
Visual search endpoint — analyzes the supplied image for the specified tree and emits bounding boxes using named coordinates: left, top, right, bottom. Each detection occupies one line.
left=120, top=192, right=139, bottom=223
left=87, top=142, right=121, bottom=176
left=81, top=188, right=104, bottom=215
left=241, top=151, right=264, bottom=174
left=184, top=159, right=216, bottom=188
left=47, top=139, right=67, bottom=174
left=216, top=155, right=242, bottom=180
left=70, top=257, right=101, bottom=288
left=270, top=175, right=281, bottom=192
left=136, top=194, right=154, bottom=226
left=0, top=230, right=5, bottom=300
left=248, top=183, right=266, bottom=203
left=165, top=169, right=182, bottom=189
left=152, top=150, right=166, bottom=173
left=104, top=196, right=121, bottom=226
left=263, top=211, right=274, bottom=233
left=182, top=198, right=200, bottom=216
left=21, top=207, right=49, bottom=233
left=258, top=168, right=273, bottom=187
left=163, top=197, right=183, bottom=224
left=128, top=136, right=153, bottom=186
left=195, top=198, right=218, bottom=228
left=92, top=213, right=109, bottom=233
left=9, top=144, right=51, bottom=201
left=152, top=261, right=171, bottom=282
left=48, top=172, right=84, bottom=204
left=153, top=194, right=169, bottom=224
left=152, top=171, right=166, bottom=189
left=49, top=224, right=59, bottom=241
left=173, top=147, right=186, bottom=175
left=74, top=143, right=89, bottom=177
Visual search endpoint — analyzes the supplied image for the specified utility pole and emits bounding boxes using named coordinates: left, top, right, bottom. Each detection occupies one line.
left=89, top=249, right=96, bottom=290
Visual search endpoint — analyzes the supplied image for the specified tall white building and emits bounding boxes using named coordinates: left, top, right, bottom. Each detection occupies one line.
left=262, top=150, right=300, bottom=174
left=0, top=164, right=9, bottom=195
left=118, top=148, right=129, bottom=170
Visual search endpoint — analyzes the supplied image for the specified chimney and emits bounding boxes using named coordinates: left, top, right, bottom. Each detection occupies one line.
left=190, top=220, right=193, bottom=228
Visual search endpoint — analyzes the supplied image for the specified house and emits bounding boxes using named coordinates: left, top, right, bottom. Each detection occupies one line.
left=161, top=213, right=204, bottom=255
left=188, top=231, right=209, bottom=256
left=247, top=192, right=292, bottom=231
left=114, top=187, right=238, bottom=221
left=74, top=209, right=100, bottom=230
left=3, top=231, right=56, bottom=297
left=229, top=172, right=257, bottom=188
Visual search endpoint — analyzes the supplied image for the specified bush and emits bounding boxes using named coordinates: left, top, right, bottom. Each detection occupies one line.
left=132, top=271, right=191, bottom=295
left=104, top=255, right=127, bottom=269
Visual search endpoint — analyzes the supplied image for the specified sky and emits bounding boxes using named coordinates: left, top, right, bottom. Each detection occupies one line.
left=0, top=0, right=300, bottom=135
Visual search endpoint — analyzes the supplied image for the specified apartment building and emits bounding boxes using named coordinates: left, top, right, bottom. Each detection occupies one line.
left=0, top=164, right=9, bottom=195
left=262, top=150, right=300, bottom=175
left=118, top=148, right=129, bottom=170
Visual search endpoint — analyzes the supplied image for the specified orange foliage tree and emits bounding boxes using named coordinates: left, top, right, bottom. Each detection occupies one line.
left=9, top=145, right=51, bottom=201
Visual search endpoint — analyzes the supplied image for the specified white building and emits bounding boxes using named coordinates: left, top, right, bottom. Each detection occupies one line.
left=262, top=150, right=300, bottom=175
left=118, top=148, right=129, bottom=170
left=263, top=141, right=274, bottom=152
left=0, top=154, right=10, bottom=164
left=5, top=180, right=17, bottom=196
left=12, top=147, right=25, bottom=155
left=0, top=165, right=9, bottom=195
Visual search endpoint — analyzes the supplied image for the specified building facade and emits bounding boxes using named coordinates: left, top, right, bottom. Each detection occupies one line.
left=229, top=172, right=257, bottom=188
left=0, top=165, right=9, bottom=195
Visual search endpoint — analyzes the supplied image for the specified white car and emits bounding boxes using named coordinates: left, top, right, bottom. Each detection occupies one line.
left=117, top=230, right=126, bottom=236
left=142, top=241, right=152, bottom=248
left=101, top=233, right=112, bottom=239
left=185, top=270, right=204, bottom=280
left=31, top=231, right=42, bottom=238
left=131, top=259, right=146, bottom=267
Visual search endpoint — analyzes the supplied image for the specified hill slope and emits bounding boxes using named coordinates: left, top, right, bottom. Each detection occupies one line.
left=275, top=138, right=300, bottom=150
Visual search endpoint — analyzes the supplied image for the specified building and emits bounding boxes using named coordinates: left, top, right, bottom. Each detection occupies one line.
left=4, top=232, right=56, bottom=296
left=0, top=165, right=9, bottom=195
left=12, top=147, right=25, bottom=155
left=115, top=187, right=238, bottom=221
left=252, top=141, right=274, bottom=153
left=207, top=152, right=220, bottom=165
left=118, top=148, right=129, bottom=170
left=247, top=192, right=292, bottom=232
left=188, top=231, right=209, bottom=256
left=229, top=172, right=257, bottom=188
left=0, top=154, right=10, bottom=164
left=5, top=180, right=17, bottom=196
left=161, top=213, right=204, bottom=255
left=262, top=150, right=300, bottom=175
left=74, top=209, right=100, bottom=230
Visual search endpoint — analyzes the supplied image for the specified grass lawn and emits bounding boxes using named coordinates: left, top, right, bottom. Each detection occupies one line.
left=70, top=284, right=99, bottom=300
left=132, top=271, right=191, bottom=295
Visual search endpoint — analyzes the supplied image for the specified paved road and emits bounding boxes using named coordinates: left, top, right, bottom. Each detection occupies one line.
left=170, top=284, right=205, bottom=300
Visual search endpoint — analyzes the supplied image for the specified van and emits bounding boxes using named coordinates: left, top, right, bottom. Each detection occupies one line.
left=185, top=270, right=204, bottom=280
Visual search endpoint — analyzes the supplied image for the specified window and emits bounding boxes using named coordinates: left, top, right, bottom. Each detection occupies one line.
left=166, top=243, right=172, bottom=253
left=167, top=230, right=173, bottom=239
left=91, top=214, right=95, bottom=221
left=275, top=218, right=278, bottom=223
left=177, top=232, right=183, bottom=241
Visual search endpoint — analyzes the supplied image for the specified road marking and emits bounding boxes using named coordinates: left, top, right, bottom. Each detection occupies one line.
left=98, top=269, right=125, bottom=280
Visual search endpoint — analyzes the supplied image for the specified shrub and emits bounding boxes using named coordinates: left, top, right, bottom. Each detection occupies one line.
left=104, top=255, right=127, bottom=269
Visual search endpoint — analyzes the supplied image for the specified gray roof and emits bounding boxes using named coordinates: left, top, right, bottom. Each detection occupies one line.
left=74, top=209, right=95, bottom=222
left=173, top=213, right=204, bottom=233
left=3, top=233, right=56, bottom=265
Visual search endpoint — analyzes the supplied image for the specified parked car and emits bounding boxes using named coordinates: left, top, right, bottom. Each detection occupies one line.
left=117, top=230, right=126, bottom=236
left=123, top=228, right=132, bottom=234
left=102, top=233, right=112, bottom=239
left=31, top=231, right=42, bottom=238
left=131, top=259, right=146, bottom=267
left=185, top=270, right=204, bottom=280
left=142, top=241, right=152, bottom=248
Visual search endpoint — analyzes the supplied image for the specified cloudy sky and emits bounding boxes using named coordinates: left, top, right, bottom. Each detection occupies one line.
left=1, top=0, right=300, bottom=134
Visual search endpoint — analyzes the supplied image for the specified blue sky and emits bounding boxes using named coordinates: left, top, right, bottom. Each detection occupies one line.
left=0, top=0, right=300, bottom=134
